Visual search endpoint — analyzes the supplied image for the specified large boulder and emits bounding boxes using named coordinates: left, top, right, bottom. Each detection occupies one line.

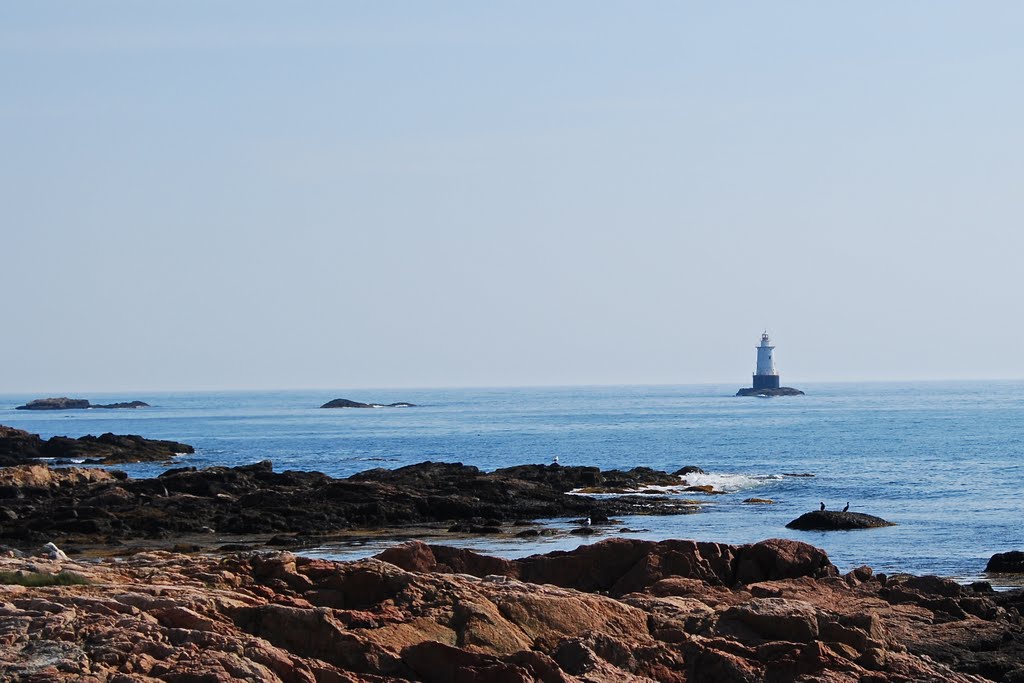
left=986, top=551, right=1024, bottom=573
left=785, top=510, right=896, bottom=530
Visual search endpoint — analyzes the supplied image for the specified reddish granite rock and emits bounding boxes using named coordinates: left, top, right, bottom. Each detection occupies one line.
left=0, top=540, right=1020, bottom=682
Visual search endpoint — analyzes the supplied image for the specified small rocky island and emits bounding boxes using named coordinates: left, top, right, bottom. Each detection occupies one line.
left=15, top=397, right=150, bottom=410
left=321, top=398, right=416, bottom=408
left=786, top=510, right=896, bottom=530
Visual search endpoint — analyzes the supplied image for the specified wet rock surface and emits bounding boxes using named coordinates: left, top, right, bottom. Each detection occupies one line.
left=786, top=510, right=897, bottom=530
left=0, top=425, right=193, bottom=467
left=0, top=539, right=1021, bottom=682
left=0, top=461, right=695, bottom=548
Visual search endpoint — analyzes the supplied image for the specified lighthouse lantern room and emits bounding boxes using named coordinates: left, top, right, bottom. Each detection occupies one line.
left=753, top=332, right=781, bottom=390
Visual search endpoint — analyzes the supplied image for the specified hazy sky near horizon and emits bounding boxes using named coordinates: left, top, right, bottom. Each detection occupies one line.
left=3, top=2, right=1024, bottom=393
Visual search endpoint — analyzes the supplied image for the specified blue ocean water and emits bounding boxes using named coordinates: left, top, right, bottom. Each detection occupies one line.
left=2, top=382, right=1021, bottom=586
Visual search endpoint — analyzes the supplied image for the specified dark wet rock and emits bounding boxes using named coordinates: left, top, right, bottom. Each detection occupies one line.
left=321, top=398, right=416, bottom=408
left=0, top=461, right=706, bottom=548
left=986, top=550, right=1024, bottom=573
left=735, top=387, right=805, bottom=397
left=785, top=510, right=896, bottom=530
left=14, top=397, right=149, bottom=410
left=0, top=425, right=193, bottom=467
left=742, top=498, right=776, bottom=504
left=673, top=466, right=705, bottom=476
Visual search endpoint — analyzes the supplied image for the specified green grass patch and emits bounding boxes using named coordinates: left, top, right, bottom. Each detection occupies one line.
left=0, top=570, right=91, bottom=587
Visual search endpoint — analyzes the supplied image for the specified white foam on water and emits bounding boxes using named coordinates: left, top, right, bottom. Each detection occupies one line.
left=682, top=471, right=783, bottom=493
left=568, top=471, right=781, bottom=497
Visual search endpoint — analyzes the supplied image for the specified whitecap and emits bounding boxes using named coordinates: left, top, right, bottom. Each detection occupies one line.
left=682, top=471, right=783, bottom=493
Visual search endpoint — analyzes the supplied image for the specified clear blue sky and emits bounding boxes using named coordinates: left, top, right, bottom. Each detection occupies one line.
left=3, top=2, right=1023, bottom=392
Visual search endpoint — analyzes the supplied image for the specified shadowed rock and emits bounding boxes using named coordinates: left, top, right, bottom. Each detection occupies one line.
left=0, top=425, right=193, bottom=467
left=986, top=550, right=1024, bottom=573
left=785, top=510, right=896, bottom=530
left=0, top=461, right=701, bottom=547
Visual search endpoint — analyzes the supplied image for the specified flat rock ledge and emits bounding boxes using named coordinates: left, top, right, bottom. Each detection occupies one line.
left=786, top=510, right=896, bottom=531
left=736, top=387, right=805, bottom=397
left=321, top=397, right=416, bottom=408
left=0, top=461, right=695, bottom=548
left=0, top=538, right=1021, bottom=682
left=15, top=397, right=150, bottom=410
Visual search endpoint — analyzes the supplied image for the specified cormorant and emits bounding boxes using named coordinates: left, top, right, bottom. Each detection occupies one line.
left=820, top=502, right=826, bottom=511
left=842, top=502, right=849, bottom=512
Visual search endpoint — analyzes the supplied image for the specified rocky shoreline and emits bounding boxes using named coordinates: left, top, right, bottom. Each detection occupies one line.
left=0, top=448, right=1021, bottom=681
left=1, top=538, right=1022, bottom=682
left=0, top=461, right=713, bottom=552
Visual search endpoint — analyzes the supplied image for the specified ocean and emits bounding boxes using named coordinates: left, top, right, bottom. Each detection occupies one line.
left=2, top=381, right=1022, bottom=587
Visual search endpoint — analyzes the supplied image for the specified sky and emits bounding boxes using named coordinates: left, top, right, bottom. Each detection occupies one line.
left=2, top=2, right=1023, bottom=393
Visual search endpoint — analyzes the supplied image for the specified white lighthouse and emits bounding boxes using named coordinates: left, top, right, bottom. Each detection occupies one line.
left=752, top=331, right=780, bottom=390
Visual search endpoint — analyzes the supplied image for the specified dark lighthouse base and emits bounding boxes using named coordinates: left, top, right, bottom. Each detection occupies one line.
left=736, top=386, right=805, bottom=397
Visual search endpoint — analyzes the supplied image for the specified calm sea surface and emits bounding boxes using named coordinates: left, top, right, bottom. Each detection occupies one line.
left=2, top=382, right=1022, bottom=586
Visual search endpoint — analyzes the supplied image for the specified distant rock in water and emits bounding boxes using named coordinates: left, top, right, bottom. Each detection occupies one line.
left=736, top=387, right=805, bottom=397
left=16, top=397, right=91, bottom=410
left=786, top=510, right=895, bottom=531
left=92, top=401, right=150, bottom=409
left=320, top=398, right=416, bottom=409
left=15, top=397, right=149, bottom=410
left=985, top=550, right=1024, bottom=573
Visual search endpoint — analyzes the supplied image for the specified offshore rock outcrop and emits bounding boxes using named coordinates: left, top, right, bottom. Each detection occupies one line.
left=15, top=397, right=150, bottom=410
left=0, top=425, right=194, bottom=467
left=0, top=461, right=696, bottom=548
left=786, top=510, right=896, bottom=531
left=321, top=398, right=416, bottom=408
left=1, top=539, right=1021, bottom=682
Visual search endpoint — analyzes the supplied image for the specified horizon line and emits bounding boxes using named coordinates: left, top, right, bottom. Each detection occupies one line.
left=2, top=376, right=1023, bottom=398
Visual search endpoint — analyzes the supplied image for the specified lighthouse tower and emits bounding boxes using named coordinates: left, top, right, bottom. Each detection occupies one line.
left=752, top=332, right=780, bottom=390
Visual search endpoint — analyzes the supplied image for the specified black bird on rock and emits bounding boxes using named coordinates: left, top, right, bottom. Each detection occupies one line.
left=842, top=502, right=849, bottom=512
left=820, top=502, right=826, bottom=511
